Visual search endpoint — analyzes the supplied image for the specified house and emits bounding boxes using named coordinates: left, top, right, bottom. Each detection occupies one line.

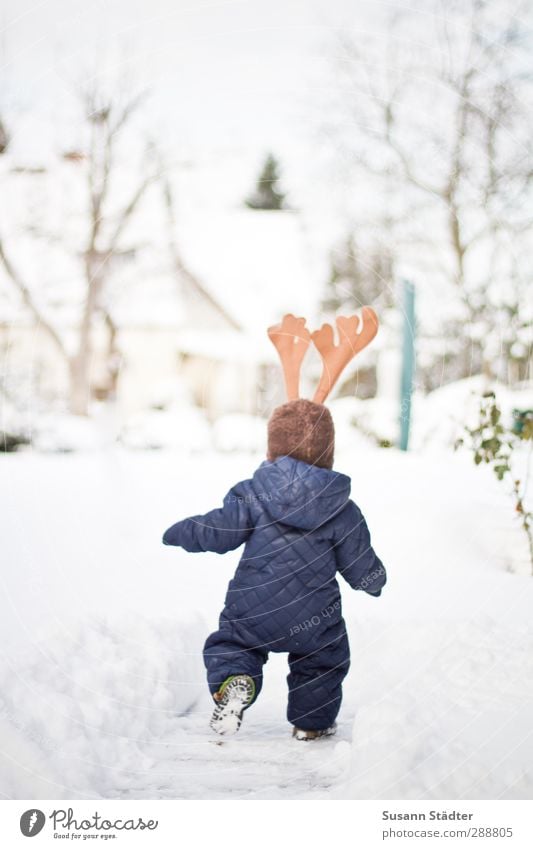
left=0, top=151, right=326, bottom=424
left=1, top=151, right=388, bottom=433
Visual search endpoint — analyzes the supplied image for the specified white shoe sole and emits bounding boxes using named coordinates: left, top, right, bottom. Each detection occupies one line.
left=209, top=675, right=255, bottom=736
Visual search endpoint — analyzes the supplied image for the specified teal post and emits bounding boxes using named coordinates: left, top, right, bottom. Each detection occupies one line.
left=399, top=279, right=416, bottom=451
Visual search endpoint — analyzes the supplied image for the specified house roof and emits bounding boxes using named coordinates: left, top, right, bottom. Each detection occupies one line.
left=0, top=159, right=326, bottom=354
left=176, top=208, right=324, bottom=338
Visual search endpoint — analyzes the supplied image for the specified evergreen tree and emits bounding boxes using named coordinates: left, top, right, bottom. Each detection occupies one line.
left=245, top=153, right=286, bottom=211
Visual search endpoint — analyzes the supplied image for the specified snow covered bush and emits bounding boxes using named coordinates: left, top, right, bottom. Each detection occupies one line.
left=456, top=392, right=533, bottom=573
left=120, top=404, right=212, bottom=452
left=30, top=412, right=103, bottom=453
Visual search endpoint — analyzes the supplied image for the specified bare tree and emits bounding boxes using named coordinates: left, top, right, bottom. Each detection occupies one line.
left=327, top=0, right=533, bottom=383
left=0, top=84, right=159, bottom=414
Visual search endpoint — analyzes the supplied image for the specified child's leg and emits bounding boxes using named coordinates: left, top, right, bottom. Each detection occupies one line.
left=203, top=625, right=268, bottom=705
left=287, top=630, right=350, bottom=731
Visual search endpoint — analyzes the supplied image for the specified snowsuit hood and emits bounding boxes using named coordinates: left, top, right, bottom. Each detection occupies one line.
left=252, top=456, right=351, bottom=531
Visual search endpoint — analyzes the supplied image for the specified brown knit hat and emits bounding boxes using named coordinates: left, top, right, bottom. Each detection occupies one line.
left=267, top=399, right=335, bottom=470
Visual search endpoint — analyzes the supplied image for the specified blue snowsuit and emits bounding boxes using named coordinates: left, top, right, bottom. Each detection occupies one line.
left=163, top=455, right=386, bottom=731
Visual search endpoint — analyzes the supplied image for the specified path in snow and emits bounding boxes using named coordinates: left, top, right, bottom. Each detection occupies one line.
left=1, top=448, right=532, bottom=798
left=118, top=665, right=354, bottom=800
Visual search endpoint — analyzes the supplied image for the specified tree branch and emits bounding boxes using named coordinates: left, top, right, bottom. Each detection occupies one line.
left=0, top=238, right=68, bottom=360
left=160, top=170, right=242, bottom=332
left=108, top=169, right=156, bottom=252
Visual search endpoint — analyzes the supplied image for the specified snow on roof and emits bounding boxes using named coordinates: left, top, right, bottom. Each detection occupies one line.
left=1, top=152, right=327, bottom=339
left=175, top=208, right=324, bottom=336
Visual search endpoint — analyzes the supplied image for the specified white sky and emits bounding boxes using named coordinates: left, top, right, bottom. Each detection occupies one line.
left=0, top=0, right=402, bottom=269
left=0, top=0, right=386, bottom=157
left=2, top=1, right=529, bottom=171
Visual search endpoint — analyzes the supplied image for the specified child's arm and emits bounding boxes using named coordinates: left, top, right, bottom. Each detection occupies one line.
left=334, top=501, right=387, bottom=596
left=162, top=483, right=253, bottom=553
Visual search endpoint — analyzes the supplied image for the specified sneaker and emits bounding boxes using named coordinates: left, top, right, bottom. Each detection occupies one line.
left=209, top=674, right=256, bottom=736
left=292, top=723, right=337, bottom=741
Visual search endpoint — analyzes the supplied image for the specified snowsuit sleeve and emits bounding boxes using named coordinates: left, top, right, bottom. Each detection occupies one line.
left=334, top=501, right=387, bottom=596
left=162, top=483, right=253, bottom=553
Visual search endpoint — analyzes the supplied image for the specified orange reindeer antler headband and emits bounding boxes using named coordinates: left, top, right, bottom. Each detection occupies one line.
left=267, top=307, right=379, bottom=403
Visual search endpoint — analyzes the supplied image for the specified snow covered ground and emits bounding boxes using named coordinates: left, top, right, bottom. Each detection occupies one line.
left=1, top=443, right=532, bottom=799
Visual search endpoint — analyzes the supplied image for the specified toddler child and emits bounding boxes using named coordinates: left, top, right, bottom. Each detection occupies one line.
left=163, top=311, right=386, bottom=739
